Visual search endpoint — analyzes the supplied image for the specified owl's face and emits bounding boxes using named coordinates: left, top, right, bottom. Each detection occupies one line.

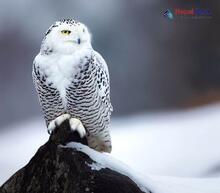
left=41, top=19, right=92, bottom=55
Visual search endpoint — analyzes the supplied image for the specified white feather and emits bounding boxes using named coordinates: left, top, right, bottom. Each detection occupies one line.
left=34, top=49, right=92, bottom=108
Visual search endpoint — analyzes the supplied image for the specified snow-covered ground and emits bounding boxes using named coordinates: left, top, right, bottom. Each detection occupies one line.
left=1, top=104, right=220, bottom=192
left=112, top=105, right=220, bottom=177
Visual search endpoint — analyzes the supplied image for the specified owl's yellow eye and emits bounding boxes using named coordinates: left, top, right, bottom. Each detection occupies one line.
left=61, top=30, right=71, bottom=35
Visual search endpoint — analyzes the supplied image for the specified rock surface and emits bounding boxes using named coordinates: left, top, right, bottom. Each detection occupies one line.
left=0, top=120, right=150, bottom=193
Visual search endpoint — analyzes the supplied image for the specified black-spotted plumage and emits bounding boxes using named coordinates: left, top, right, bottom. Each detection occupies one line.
left=33, top=48, right=112, bottom=152
left=66, top=52, right=112, bottom=149
left=33, top=19, right=113, bottom=152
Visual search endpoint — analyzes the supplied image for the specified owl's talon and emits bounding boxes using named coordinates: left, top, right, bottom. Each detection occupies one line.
left=47, top=114, right=71, bottom=134
left=47, top=120, right=56, bottom=134
left=69, top=118, right=86, bottom=138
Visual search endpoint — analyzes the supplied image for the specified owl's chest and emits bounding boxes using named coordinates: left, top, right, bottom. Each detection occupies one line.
left=35, top=50, right=95, bottom=106
left=38, top=55, right=82, bottom=106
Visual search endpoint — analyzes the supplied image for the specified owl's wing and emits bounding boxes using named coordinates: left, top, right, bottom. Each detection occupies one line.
left=32, top=60, right=64, bottom=126
left=93, top=51, right=113, bottom=113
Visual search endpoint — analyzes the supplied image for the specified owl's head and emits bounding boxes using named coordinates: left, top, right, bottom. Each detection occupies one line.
left=41, top=19, right=92, bottom=55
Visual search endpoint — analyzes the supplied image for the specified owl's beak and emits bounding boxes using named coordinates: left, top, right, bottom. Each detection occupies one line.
left=77, top=38, right=81, bottom=44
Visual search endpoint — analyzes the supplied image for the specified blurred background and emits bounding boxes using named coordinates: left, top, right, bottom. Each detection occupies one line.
left=0, top=0, right=219, bottom=128
left=1, top=0, right=220, bottom=187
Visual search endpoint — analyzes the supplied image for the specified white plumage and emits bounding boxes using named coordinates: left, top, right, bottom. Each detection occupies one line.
left=33, top=19, right=112, bottom=152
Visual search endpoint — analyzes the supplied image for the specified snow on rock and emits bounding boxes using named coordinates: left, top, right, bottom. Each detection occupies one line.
left=64, top=142, right=220, bottom=193
left=64, top=142, right=151, bottom=193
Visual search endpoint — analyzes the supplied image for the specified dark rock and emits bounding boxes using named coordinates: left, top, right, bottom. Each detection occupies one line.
left=0, top=120, right=150, bottom=193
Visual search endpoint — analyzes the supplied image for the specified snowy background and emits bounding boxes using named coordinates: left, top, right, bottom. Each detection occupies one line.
left=0, top=0, right=220, bottom=192
left=1, top=104, right=220, bottom=192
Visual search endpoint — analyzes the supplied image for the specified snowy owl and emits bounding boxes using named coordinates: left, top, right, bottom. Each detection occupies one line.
left=32, top=19, right=113, bottom=153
